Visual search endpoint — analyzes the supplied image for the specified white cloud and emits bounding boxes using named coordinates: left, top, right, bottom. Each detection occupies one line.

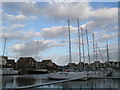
left=3, top=24, right=25, bottom=32
left=42, top=2, right=92, bottom=21
left=91, top=8, right=118, bottom=21
left=2, top=2, right=38, bottom=15
left=12, top=40, right=65, bottom=57
left=2, top=2, right=118, bottom=64
left=3, top=13, right=29, bottom=23
left=2, top=2, right=118, bottom=31
left=2, top=2, right=118, bottom=23
left=2, top=30, right=41, bottom=40
left=84, top=7, right=118, bottom=32
left=2, top=2, right=92, bottom=21
left=12, top=40, right=52, bottom=56
left=41, top=25, right=77, bottom=39
left=96, top=32, right=118, bottom=42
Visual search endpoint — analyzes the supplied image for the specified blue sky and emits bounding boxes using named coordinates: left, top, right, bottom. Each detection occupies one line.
left=1, top=1, right=118, bottom=65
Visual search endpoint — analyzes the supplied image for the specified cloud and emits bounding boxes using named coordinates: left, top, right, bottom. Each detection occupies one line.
left=2, top=30, right=41, bottom=40
left=2, top=2, right=118, bottom=31
left=2, top=2, right=40, bottom=16
left=2, top=24, right=25, bottom=32
left=12, top=40, right=52, bottom=56
left=2, top=2, right=92, bottom=21
left=41, top=25, right=77, bottom=39
left=42, top=2, right=92, bottom=21
left=2, top=11, right=37, bottom=24
left=96, top=32, right=118, bottom=42
left=11, top=40, right=65, bottom=57
left=84, top=7, right=118, bottom=32
left=2, top=2, right=117, bottom=23
left=91, top=8, right=118, bottom=21
left=2, top=2, right=118, bottom=65
left=2, top=12, right=29, bottom=23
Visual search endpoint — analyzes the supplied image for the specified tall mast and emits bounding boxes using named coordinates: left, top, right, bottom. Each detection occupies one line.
left=86, top=29, right=90, bottom=65
left=37, top=40, right=39, bottom=61
left=68, top=20, right=72, bottom=66
left=3, top=37, right=7, bottom=56
left=96, top=42, right=104, bottom=63
left=81, top=27, right=85, bottom=70
left=92, top=33, right=95, bottom=63
left=77, top=18, right=81, bottom=71
left=95, top=41, right=98, bottom=61
left=106, top=43, right=109, bottom=62
left=36, top=40, right=39, bottom=69
left=92, top=33, right=96, bottom=70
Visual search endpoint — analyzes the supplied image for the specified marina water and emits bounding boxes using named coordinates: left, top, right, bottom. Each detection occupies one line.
left=2, top=74, right=120, bottom=89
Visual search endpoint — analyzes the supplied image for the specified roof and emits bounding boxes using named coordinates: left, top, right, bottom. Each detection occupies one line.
left=17, top=57, right=36, bottom=64
left=41, top=59, right=52, bottom=64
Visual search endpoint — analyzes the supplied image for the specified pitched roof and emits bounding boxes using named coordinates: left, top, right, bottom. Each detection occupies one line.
left=17, top=57, right=36, bottom=64
left=41, top=59, right=52, bottom=64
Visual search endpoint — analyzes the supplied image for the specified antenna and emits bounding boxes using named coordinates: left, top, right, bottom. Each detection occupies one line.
left=77, top=18, right=81, bottom=71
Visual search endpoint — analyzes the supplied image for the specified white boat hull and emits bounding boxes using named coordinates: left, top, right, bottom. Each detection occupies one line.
left=87, top=71, right=105, bottom=77
left=48, top=71, right=105, bottom=80
left=48, top=71, right=88, bottom=80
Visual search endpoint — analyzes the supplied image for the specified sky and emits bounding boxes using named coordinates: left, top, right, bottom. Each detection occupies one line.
left=0, top=1, right=119, bottom=66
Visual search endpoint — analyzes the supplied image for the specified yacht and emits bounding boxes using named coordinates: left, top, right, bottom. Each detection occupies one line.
left=48, top=19, right=88, bottom=80
left=48, top=71, right=88, bottom=80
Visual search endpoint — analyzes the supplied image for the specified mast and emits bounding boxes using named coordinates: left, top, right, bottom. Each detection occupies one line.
left=92, top=33, right=96, bottom=70
left=77, top=18, right=81, bottom=71
left=95, top=42, right=98, bottom=61
left=86, top=29, right=90, bottom=65
left=92, top=33, right=95, bottom=63
left=68, top=20, right=72, bottom=67
left=37, top=40, right=39, bottom=61
left=106, top=43, right=109, bottom=63
left=81, top=27, right=85, bottom=70
left=3, top=37, right=7, bottom=56
left=96, top=42, right=104, bottom=63
left=36, top=40, right=39, bottom=69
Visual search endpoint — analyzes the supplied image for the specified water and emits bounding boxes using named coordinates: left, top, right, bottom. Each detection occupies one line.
left=1, top=74, right=120, bottom=89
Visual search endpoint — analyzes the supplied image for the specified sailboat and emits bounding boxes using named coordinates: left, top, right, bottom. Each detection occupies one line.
left=87, top=34, right=106, bottom=77
left=48, top=19, right=88, bottom=80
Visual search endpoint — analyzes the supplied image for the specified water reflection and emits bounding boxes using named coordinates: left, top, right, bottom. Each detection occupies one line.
left=2, top=74, right=120, bottom=89
left=2, top=76, right=14, bottom=88
left=16, top=77, right=36, bottom=87
left=39, top=79, right=119, bottom=89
